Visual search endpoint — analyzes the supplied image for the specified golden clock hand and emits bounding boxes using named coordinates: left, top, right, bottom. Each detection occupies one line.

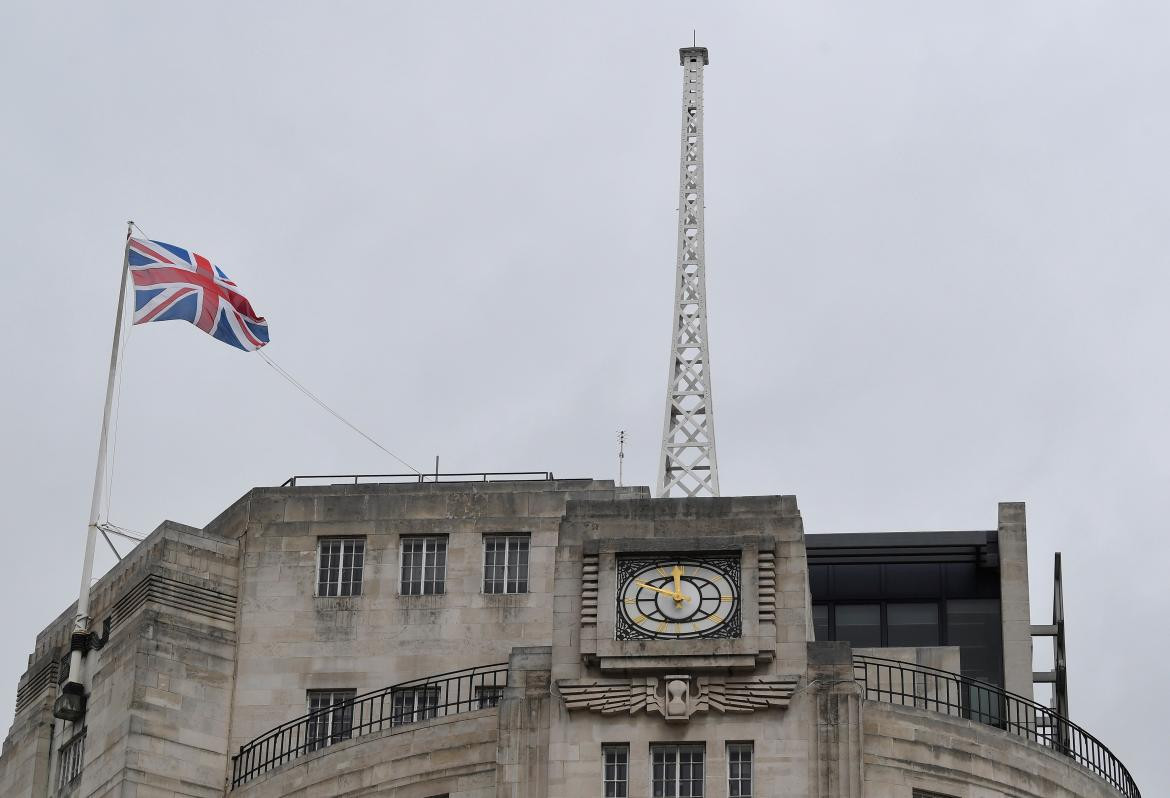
left=671, top=565, right=684, bottom=599
left=634, top=581, right=690, bottom=601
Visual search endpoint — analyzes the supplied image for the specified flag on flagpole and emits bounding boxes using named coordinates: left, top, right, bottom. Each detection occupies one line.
left=127, top=237, right=270, bottom=351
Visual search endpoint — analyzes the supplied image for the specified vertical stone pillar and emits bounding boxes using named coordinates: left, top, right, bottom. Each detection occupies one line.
left=496, top=646, right=552, bottom=798
left=998, top=502, right=1034, bottom=702
left=807, top=642, right=863, bottom=798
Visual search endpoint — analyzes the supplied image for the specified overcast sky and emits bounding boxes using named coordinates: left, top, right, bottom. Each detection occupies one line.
left=2, top=0, right=1167, bottom=789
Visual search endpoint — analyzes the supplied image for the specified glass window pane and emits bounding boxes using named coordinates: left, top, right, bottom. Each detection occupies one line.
left=887, top=602, right=940, bottom=647
left=946, top=598, right=1003, bottom=687
left=835, top=604, right=882, bottom=647
left=812, top=604, right=829, bottom=641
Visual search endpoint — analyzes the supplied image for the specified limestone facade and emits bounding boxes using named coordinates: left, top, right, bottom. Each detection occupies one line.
left=0, top=479, right=1140, bottom=797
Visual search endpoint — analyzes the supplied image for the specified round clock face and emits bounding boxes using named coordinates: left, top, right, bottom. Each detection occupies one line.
left=616, top=557, right=741, bottom=640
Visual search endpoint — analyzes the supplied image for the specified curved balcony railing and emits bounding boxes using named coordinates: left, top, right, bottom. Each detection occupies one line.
left=853, top=655, right=1140, bottom=798
left=230, top=663, right=508, bottom=789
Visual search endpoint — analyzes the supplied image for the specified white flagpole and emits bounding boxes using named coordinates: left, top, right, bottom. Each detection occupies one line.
left=57, top=221, right=133, bottom=717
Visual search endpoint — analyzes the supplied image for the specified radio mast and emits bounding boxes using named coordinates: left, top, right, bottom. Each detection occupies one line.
left=656, top=45, right=721, bottom=498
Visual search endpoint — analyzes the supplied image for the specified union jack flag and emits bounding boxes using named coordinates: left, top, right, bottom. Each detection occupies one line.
left=127, top=237, right=269, bottom=351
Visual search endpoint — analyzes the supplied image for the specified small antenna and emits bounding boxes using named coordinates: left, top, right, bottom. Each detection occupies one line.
left=617, top=430, right=626, bottom=487
left=693, top=29, right=697, bottom=47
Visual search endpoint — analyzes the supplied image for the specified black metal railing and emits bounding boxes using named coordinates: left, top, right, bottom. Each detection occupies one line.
left=853, top=655, right=1140, bottom=798
left=230, top=664, right=508, bottom=788
left=280, top=471, right=556, bottom=487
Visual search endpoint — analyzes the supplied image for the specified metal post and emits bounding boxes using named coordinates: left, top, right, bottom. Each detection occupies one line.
left=54, top=222, right=133, bottom=721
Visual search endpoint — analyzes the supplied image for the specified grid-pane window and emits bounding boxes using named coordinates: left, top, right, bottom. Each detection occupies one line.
left=317, top=538, right=365, bottom=597
left=602, top=744, right=629, bottom=797
left=475, top=685, right=504, bottom=709
left=651, top=744, right=704, bottom=797
left=727, top=743, right=753, bottom=798
left=400, top=536, right=447, bottom=595
left=306, top=690, right=355, bottom=751
left=390, top=686, right=440, bottom=726
left=483, top=535, right=530, bottom=594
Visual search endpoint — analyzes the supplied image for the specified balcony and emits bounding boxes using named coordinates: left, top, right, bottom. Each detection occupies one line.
left=230, top=664, right=508, bottom=788
left=854, top=655, right=1139, bottom=798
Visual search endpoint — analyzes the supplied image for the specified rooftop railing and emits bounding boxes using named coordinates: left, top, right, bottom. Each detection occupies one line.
left=853, top=655, right=1140, bottom=798
left=230, top=663, right=508, bottom=789
left=280, top=471, right=556, bottom=487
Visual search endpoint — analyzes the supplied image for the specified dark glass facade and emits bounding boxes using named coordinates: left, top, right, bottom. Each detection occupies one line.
left=807, top=532, right=1004, bottom=688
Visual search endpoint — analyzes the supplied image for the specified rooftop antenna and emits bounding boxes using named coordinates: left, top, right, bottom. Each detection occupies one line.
left=617, top=430, right=626, bottom=487
left=656, top=41, right=720, bottom=498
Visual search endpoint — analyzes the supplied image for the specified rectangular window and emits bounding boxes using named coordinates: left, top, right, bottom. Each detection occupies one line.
left=811, top=604, right=829, bottom=641
left=727, top=743, right=753, bottom=798
left=887, top=602, right=940, bottom=647
left=483, top=535, right=530, bottom=594
left=834, top=604, right=882, bottom=647
left=306, top=690, right=355, bottom=751
left=56, top=728, right=86, bottom=790
left=651, top=744, right=704, bottom=797
left=602, top=744, right=629, bottom=797
left=400, top=536, right=448, bottom=595
left=390, top=686, right=441, bottom=726
left=475, top=685, right=504, bottom=709
left=317, top=538, right=365, bottom=597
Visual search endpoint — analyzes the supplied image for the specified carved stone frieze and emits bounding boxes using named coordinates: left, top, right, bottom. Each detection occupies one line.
left=558, top=674, right=798, bottom=721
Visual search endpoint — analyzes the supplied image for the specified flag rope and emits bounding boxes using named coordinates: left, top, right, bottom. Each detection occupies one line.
left=257, top=350, right=421, bottom=475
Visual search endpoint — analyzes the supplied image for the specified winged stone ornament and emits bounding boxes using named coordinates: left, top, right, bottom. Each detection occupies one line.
left=559, top=679, right=661, bottom=715
left=557, top=675, right=798, bottom=721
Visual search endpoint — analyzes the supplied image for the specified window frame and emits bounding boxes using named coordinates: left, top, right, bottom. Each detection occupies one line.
left=475, top=685, right=504, bottom=709
left=390, top=685, right=441, bottom=727
left=602, top=743, right=630, bottom=797
left=399, top=535, right=449, bottom=596
left=482, top=534, right=531, bottom=594
left=305, top=689, right=356, bottom=751
left=316, top=537, right=366, bottom=598
left=650, top=743, right=705, bottom=797
left=726, top=742, right=753, bottom=798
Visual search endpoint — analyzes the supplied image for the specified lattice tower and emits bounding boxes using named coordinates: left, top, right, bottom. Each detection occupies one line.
left=656, top=46, right=721, bottom=498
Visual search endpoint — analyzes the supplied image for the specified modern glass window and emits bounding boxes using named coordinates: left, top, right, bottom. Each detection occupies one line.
left=727, top=743, right=753, bottom=798
left=317, top=538, right=365, bottom=597
left=834, top=604, right=881, bottom=647
left=811, top=604, right=829, bottom=641
left=475, top=685, right=504, bottom=709
left=602, top=744, right=629, bottom=797
left=306, top=689, right=355, bottom=751
left=887, top=602, right=940, bottom=647
left=651, top=744, right=704, bottom=797
left=400, top=536, right=447, bottom=595
left=483, top=535, right=530, bottom=594
left=390, top=686, right=440, bottom=726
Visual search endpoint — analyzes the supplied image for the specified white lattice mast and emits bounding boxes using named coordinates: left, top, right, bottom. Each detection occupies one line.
left=657, top=45, right=721, bottom=498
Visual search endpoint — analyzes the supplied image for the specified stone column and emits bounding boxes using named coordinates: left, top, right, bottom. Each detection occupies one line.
left=807, top=642, right=863, bottom=798
left=496, top=646, right=552, bottom=798
left=998, top=502, right=1034, bottom=702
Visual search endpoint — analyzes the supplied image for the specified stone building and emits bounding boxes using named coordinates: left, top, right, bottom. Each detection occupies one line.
left=0, top=476, right=1142, bottom=797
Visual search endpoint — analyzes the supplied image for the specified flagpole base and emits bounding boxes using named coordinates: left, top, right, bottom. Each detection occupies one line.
left=53, top=682, right=86, bottom=722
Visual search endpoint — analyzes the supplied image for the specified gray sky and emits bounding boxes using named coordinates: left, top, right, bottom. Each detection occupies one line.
left=2, top=0, right=1167, bottom=789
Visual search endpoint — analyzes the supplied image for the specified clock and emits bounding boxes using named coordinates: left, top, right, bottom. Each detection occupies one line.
left=615, top=556, right=741, bottom=640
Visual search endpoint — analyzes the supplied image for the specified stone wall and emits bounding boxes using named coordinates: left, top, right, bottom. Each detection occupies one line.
left=210, top=480, right=641, bottom=756
left=862, top=700, right=1122, bottom=798
left=231, top=711, right=499, bottom=798
left=0, top=521, right=238, bottom=798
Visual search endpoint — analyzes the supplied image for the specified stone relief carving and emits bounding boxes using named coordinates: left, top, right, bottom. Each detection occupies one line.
left=559, top=674, right=798, bottom=722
